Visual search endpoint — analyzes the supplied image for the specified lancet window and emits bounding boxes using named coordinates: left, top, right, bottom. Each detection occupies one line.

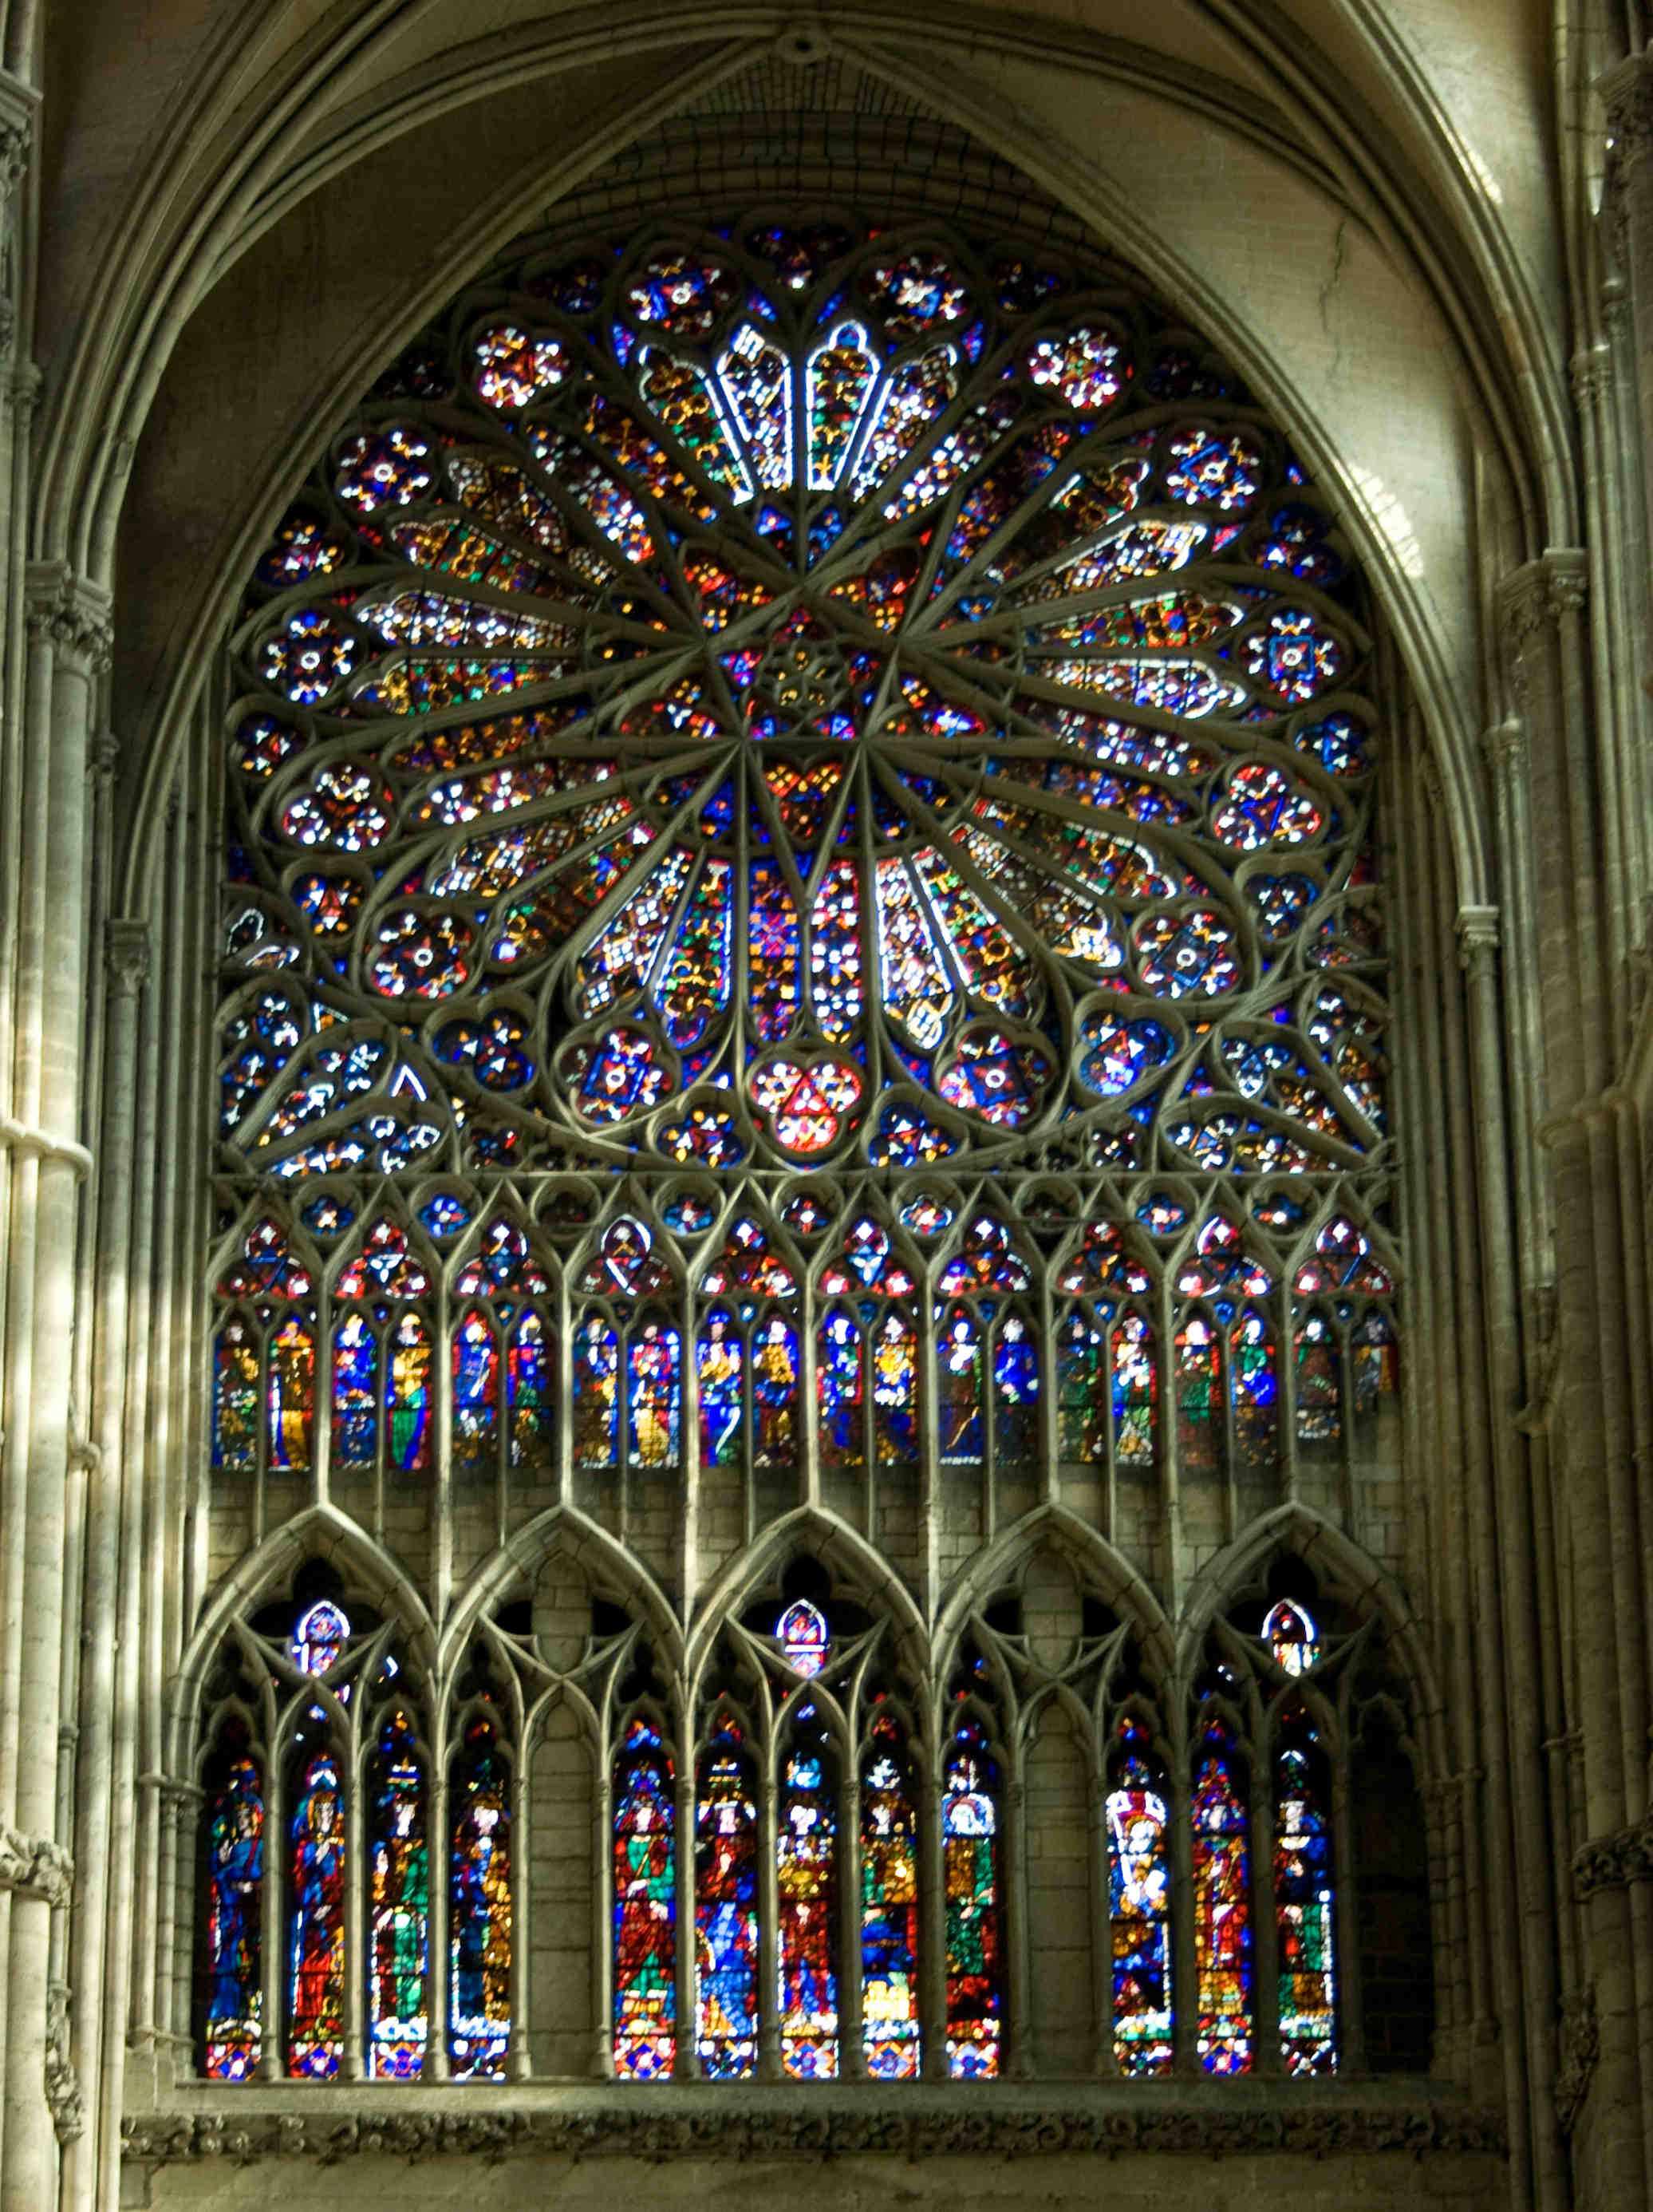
left=191, top=1555, right=1426, bottom=2084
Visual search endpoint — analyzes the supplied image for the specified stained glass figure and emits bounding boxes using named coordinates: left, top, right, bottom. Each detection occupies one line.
left=213, top=1321, right=258, bottom=1472
left=1174, top=1315, right=1220, bottom=1476
left=288, top=1748, right=346, bottom=2077
left=1263, top=1599, right=1320, bottom=1676
left=992, top=1310, right=1039, bottom=1463
left=613, top=1719, right=676, bottom=2079
left=331, top=1313, right=377, bottom=1469
left=507, top=1311, right=553, bottom=1475
left=291, top=1599, right=348, bottom=1678
left=368, top=1711, right=428, bottom=2078
left=942, top=1720, right=1003, bottom=2077
left=777, top=1599, right=828, bottom=1677
left=451, top=1308, right=499, bottom=1477
left=389, top=1313, right=432, bottom=1473
left=698, top=1312, right=742, bottom=1466
left=871, top=1312, right=918, bottom=1464
left=1056, top=1311, right=1109, bottom=1463
left=818, top=1307, right=863, bottom=1471
left=777, top=1734, right=838, bottom=2077
left=1107, top=1720, right=1173, bottom=2075
left=267, top=1315, right=314, bottom=1471
left=1293, top=1311, right=1341, bottom=1452
left=1191, top=1724, right=1251, bottom=2073
left=629, top=1321, right=681, bottom=1468
left=1229, top=1309, right=1277, bottom=1471
left=451, top=1719, right=511, bottom=2080
left=861, top=1724, right=921, bottom=2078
left=1113, top=1313, right=1157, bottom=1467
left=203, top=1727, right=263, bottom=2080
left=1350, top=1307, right=1399, bottom=1430
left=938, top=1307, right=984, bottom=1465
left=752, top=1314, right=799, bottom=1467
left=1275, top=1716, right=1336, bottom=2072
left=695, top=1732, right=758, bottom=2078
left=574, top=1315, right=620, bottom=1467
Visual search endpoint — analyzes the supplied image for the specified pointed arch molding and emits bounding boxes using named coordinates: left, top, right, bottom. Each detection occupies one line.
left=97, top=10, right=1541, bottom=911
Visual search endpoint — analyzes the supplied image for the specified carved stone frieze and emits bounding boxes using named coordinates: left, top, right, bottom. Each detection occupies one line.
left=121, top=2100, right=1509, bottom=2169
left=1554, top=1985, right=1598, bottom=2139
left=0, top=1823, right=73, bottom=1906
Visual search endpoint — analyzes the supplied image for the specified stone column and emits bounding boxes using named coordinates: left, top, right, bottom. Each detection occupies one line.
left=2, top=565, right=110, bottom=2212
left=62, top=918, right=148, bottom=2212
left=1602, top=49, right=1653, bottom=697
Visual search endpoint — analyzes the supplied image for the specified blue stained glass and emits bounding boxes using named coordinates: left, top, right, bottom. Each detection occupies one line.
left=696, top=1734, right=758, bottom=2078
left=203, top=1730, right=263, bottom=2080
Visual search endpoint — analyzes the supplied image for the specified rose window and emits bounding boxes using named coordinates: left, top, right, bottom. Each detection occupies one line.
left=220, top=216, right=1384, bottom=1179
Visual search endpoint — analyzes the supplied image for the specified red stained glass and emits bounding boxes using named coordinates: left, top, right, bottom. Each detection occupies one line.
left=613, top=1719, right=676, bottom=2080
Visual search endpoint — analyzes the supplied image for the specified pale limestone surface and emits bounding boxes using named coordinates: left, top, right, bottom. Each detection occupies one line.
left=0, top=6, right=1643, bottom=2212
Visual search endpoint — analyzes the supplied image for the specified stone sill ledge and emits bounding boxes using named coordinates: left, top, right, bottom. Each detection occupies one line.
left=123, top=2080, right=1505, bottom=2166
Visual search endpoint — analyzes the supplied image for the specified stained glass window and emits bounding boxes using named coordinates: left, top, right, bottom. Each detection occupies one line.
left=1264, top=1598, right=1320, bottom=1676
left=291, top=1598, right=348, bottom=1678
left=942, top=1717, right=1003, bottom=2078
left=203, top=203, right=1402, bottom=2099
left=862, top=1716, right=921, bottom=2079
left=1191, top=1720, right=1251, bottom=2073
left=696, top=1728, right=759, bottom=2078
left=777, top=1599, right=828, bottom=1676
left=1107, top=1718, right=1173, bottom=2075
left=368, top=1710, right=428, bottom=2078
left=451, top=1718, right=511, bottom=2079
left=221, top=217, right=1383, bottom=1189
left=776, top=1719, right=838, bottom=2077
left=613, top=1718, right=676, bottom=2079
left=288, top=1743, right=346, bottom=2077
left=818, top=1218, right=918, bottom=1483
left=1276, top=1708, right=1336, bottom=2073
left=202, top=1722, right=263, bottom=2081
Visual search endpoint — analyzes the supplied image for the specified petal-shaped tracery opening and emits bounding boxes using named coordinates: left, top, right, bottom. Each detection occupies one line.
left=223, top=214, right=1382, bottom=1179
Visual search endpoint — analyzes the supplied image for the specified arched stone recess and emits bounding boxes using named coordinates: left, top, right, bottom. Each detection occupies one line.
left=436, top=1509, right=690, bottom=2077
left=439, top=1503, right=684, bottom=1682
left=168, top=1501, right=436, bottom=1773
left=175, top=1506, right=444, bottom=2086
left=1174, top=1503, right=1455, bottom=2080
left=89, top=13, right=1557, bottom=919
left=932, top=1507, right=1176, bottom=2082
left=686, top=1504, right=928, bottom=1692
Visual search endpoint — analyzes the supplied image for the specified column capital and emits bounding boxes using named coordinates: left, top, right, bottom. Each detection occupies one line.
left=1456, top=904, right=1501, bottom=975
left=24, top=562, right=111, bottom=672
left=104, top=916, right=151, bottom=997
left=1480, top=719, right=1525, bottom=775
left=0, top=1823, right=72, bottom=1906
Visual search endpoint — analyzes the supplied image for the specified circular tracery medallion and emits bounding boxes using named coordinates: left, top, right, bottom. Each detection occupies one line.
left=220, top=215, right=1386, bottom=1180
